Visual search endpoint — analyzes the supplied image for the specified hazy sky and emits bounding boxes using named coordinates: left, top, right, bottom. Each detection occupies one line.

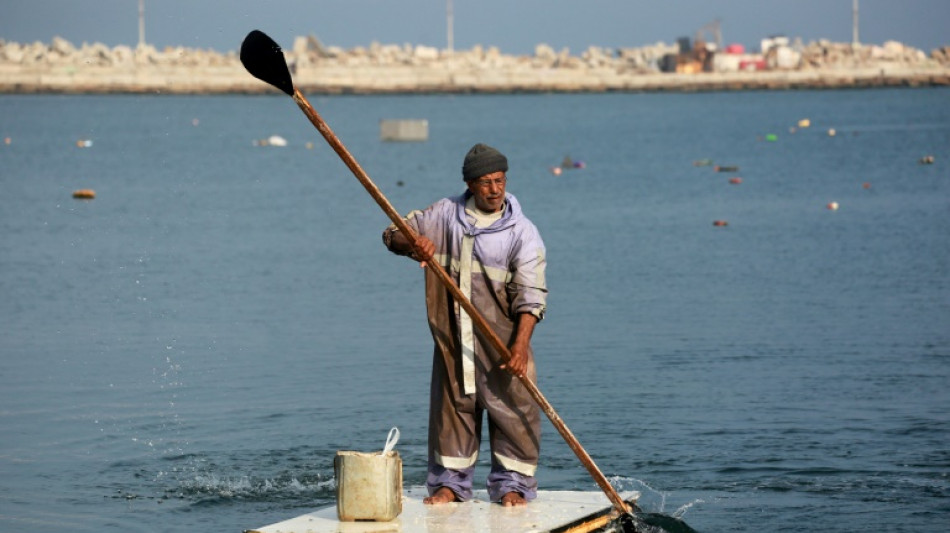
left=2, top=0, right=948, bottom=55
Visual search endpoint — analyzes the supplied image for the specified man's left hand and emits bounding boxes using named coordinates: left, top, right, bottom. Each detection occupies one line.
left=500, top=313, right=538, bottom=378
left=502, top=340, right=530, bottom=378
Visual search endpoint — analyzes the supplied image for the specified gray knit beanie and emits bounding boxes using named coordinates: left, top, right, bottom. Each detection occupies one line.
left=462, top=143, right=508, bottom=181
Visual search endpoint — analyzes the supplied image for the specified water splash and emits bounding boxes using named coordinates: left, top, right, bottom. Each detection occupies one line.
left=177, top=472, right=333, bottom=498
left=169, top=469, right=336, bottom=505
left=609, top=475, right=669, bottom=513
left=672, top=498, right=704, bottom=519
left=606, top=476, right=701, bottom=533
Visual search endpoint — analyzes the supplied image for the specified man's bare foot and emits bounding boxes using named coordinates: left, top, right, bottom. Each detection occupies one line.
left=500, top=492, right=527, bottom=507
left=423, top=487, right=458, bottom=505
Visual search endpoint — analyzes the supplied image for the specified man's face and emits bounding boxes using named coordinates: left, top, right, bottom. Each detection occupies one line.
left=466, top=171, right=507, bottom=213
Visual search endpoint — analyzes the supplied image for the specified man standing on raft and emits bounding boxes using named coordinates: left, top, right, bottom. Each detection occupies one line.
left=383, top=143, right=548, bottom=507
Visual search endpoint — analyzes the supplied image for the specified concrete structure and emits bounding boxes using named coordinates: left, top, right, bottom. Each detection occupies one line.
left=1, top=36, right=948, bottom=94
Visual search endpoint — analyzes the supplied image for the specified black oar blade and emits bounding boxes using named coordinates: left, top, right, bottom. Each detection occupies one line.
left=240, top=30, right=294, bottom=96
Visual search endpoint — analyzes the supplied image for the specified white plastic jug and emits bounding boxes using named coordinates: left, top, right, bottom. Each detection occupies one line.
left=334, top=427, right=402, bottom=522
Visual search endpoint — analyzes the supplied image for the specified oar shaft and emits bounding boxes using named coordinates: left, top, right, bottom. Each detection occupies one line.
left=292, top=91, right=404, bottom=225
left=291, top=89, right=630, bottom=515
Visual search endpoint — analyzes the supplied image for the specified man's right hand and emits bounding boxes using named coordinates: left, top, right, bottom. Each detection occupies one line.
left=412, top=236, right=436, bottom=268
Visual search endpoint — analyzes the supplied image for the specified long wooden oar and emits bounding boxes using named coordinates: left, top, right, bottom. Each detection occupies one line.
left=239, top=29, right=637, bottom=529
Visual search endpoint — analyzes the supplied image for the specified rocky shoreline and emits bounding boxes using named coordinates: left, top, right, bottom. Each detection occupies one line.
left=1, top=36, right=949, bottom=95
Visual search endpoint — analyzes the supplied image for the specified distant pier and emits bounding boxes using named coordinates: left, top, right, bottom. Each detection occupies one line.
left=1, top=37, right=948, bottom=95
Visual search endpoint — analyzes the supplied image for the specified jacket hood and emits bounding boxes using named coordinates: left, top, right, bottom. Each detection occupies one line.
left=453, top=191, right=523, bottom=235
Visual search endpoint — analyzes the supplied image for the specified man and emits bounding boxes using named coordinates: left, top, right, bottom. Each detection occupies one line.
left=382, top=143, right=547, bottom=507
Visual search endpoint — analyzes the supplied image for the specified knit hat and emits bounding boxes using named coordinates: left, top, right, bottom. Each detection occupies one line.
left=462, top=143, right=508, bottom=181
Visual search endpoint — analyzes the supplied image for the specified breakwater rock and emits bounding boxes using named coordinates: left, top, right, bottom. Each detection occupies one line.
left=1, top=36, right=948, bottom=94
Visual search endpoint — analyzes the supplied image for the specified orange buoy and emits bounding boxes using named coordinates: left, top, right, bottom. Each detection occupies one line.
left=729, top=177, right=743, bottom=184
left=72, top=189, right=96, bottom=199
left=862, top=182, right=871, bottom=190
left=713, top=220, right=729, bottom=227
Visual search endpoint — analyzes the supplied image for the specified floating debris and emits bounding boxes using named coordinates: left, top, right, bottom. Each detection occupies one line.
left=764, top=133, right=778, bottom=142
left=254, top=135, right=288, bottom=147
left=693, top=159, right=713, bottom=167
left=559, top=156, right=586, bottom=169
left=550, top=166, right=563, bottom=176
left=919, top=155, right=935, bottom=164
left=827, top=128, right=837, bottom=137
left=72, top=189, right=96, bottom=199
left=712, top=220, right=729, bottom=227
left=714, top=165, right=739, bottom=172
left=798, top=118, right=811, bottom=128
left=729, top=177, right=743, bottom=185
left=557, top=156, right=586, bottom=170
left=827, top=201, right=840, bottom=211
left=76, top=139, right=93, bottom=148
left=380, top=119, right=428, bottom=142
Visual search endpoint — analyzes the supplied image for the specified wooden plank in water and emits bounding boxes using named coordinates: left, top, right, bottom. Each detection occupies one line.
left=245, top=488, right=639, bottom=533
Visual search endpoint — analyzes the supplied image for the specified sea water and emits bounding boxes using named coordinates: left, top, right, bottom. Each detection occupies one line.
left=0, top=89, right=948, bottom=532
